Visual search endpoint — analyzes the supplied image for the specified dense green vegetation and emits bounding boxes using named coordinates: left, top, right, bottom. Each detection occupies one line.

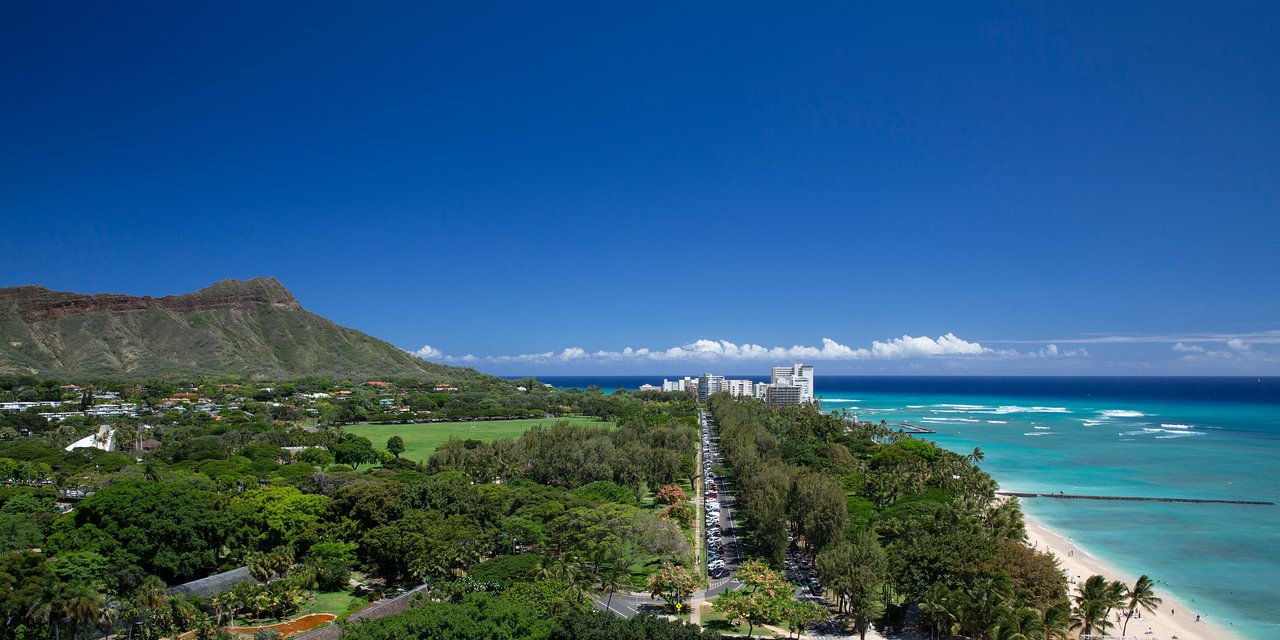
left=707, top=393, right=1075, bottom=639
left=340, top=595, right=720, bottom=640
left=0, top=376, right=707, bottom=640
left=0, top=369, right=1162, bottom=640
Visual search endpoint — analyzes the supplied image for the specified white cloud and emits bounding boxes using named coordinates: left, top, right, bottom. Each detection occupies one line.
left=1029, top=344, right=1089, bottom=358
left=412, top=344, right=444, bottom=359
left=488, top=351, right=555, bottom=363
left=990, top=329, right=1280, bottom=345
left=408, top=345, right=481, bottom=364
left=411, top=332, right=1039, bottom=364
left=414, top=329, right=1279, bottom=370
left=868, top=333, right=992, bottom=358
left=1178, top=338, right=1278, bottom=363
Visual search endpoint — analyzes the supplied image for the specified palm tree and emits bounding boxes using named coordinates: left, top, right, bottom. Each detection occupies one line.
left=60, top=584, right=104, bottom=640
left=535, top=558, right=556, bottom=581
left=227, top=583, right=257, bottom=627
left=27, top=582, right=64, bottom=640
left=167, top=596, right=199, bottom=635
left=94, top=598, right=121, bottom=639
left=209, top=594, right=226, bottom=627
left=1071, top=575, right=1126, bottom=637
left=1119, top=575, right=1162, bottom=637
left=918, top=584, right=957, bottom=640
left=1039, top=601, right=1071, bottom=640
left=957, top=576, right=1012, bottom=638
left=134, top=575, right=168, bottom=638
left=136, top=576, right=167, bottom=612
left=599, top=543, right=639, bottom=610
left=967, top=446, right=986, bottom=465
left=599, top=560, right=628, bottom=610
left=995, top=606, right=1043, bottom=640
left=1100, top=578, right=1128, bottom=632
left=267, top=547, right=295, bottom=578
left=247, top=553, right=273, bottom=582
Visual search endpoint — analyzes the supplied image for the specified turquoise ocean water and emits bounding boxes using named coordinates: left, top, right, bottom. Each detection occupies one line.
left=536, top=376, right=1280, bottom=639
left=811, top=378, right=1279, bottom=640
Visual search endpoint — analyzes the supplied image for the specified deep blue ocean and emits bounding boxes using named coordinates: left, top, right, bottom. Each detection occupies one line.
left=530, top=376, right=1280, bottom=639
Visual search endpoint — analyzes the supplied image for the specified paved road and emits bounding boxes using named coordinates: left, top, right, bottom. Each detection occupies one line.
left=702, top=410, right=744, bottom=598
left=702, top=414, right=741, bottom=556
left=593, top=590, right=667, bottom=617
left=594, top=410, right=860, bottom=638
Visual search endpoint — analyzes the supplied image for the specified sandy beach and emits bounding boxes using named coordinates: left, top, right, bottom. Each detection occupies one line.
left=1023, top=515, right=1240, bottom=640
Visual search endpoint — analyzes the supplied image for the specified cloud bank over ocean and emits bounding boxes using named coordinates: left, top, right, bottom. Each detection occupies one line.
left=410, top=329, right=1280, bottom=373
left=410, top=333, right=1083, bottom=366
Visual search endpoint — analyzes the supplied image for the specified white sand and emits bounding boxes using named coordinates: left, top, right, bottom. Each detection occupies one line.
left=1023, top=515, right=1240, bottom=640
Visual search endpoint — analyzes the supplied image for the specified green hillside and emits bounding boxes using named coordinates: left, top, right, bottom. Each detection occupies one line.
left=0, top=277, right=485, bottom=382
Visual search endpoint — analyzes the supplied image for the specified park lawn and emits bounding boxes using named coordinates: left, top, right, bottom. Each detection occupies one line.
left=698, top=603, right=777, bottom=637
left=627, top=555, right=664, bottom=590
left=347, top=416, right=615, bottom=461
left=299, top=590, right=363, bottom=617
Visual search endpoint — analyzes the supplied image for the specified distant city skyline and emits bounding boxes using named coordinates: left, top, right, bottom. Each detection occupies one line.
left=2, top=3, right=1277, bottom=376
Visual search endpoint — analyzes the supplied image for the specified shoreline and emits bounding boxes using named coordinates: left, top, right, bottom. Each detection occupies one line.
left=1021, top=512, right=1241, bottom=640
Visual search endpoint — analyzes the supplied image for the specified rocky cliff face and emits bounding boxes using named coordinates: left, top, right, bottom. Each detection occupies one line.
left=0, top=277, right=303, bottom=323
left=0, top=278, right=480, bottom=382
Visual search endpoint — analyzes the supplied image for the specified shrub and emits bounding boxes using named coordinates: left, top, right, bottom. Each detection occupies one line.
left=655, top=483, right=687, bottom=506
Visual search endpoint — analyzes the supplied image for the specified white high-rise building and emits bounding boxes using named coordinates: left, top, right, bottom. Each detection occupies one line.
left=662, top=377, right=695, bottom=392
left=697, top=373, right=725, bottom=401
left=771, top=363, right=814, bottom=403
left=724, top=379, right=755, bottom=398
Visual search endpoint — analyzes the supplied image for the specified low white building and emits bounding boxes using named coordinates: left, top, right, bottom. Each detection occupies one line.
left=1, top=401, right=66, bottom=412
left=754, top=382, right=770, bottom=399
left=65, top=425, right=115, bottom=452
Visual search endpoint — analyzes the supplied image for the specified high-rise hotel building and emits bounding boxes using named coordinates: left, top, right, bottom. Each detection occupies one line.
left=770, top=363, right=814, bottom=404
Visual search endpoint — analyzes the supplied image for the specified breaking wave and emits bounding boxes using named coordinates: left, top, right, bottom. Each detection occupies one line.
left=1100, top=409, right=1146, bottom=418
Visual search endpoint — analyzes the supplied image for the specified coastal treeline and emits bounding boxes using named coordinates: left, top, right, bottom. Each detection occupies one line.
left=707, top=393, right=1070, bottom=638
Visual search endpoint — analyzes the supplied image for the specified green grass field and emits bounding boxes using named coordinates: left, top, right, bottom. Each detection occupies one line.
left=347, top=416, right=615, bottom=461
left=299, top=590, right=363, bottom=617
left=698, top=603, right=777, bottom=637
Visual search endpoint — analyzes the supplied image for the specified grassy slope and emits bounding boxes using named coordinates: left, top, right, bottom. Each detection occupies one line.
left=347, top=416, right=615, bottom=461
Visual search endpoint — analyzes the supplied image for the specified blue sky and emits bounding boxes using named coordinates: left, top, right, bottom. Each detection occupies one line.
left=2, top=2, right=1278, bottom=375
